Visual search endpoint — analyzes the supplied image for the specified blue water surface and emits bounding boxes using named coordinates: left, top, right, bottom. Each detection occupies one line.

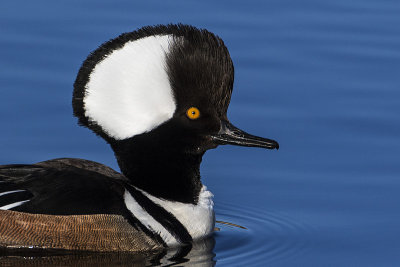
left=1, top=0, right=400, bottom=266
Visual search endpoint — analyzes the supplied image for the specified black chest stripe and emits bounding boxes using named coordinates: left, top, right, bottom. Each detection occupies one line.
left=125, top=185, right=193, bottom=244
left=121, top=206, right=167, bottom=247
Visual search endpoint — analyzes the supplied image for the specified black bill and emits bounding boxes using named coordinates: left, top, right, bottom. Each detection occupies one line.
left=211, top=120, right=279, bottom=150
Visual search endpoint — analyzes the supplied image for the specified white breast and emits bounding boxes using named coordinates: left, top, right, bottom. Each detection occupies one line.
left=124, top=185, right=215, bottom=245
left=141, top=186, right=215, bottom=241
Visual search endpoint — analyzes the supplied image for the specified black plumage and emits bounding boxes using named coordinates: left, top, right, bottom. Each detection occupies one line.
left=0, top=158, right=127, bottom=215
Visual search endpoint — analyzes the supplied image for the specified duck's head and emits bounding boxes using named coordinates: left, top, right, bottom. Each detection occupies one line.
left=72, top=24, right=278, bottom=202
left=73, top=24, right=278, bottom=155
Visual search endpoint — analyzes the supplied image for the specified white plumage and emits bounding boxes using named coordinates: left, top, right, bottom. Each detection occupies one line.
left=84, top=35, right=176, bottom=140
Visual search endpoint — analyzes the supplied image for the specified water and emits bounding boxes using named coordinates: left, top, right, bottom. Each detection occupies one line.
left=1, top=0, right=400, bottom=266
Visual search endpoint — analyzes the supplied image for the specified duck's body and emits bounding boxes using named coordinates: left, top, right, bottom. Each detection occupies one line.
left=0, top=159, right=162, bottom=252
left=0, top=158, right=213, bottom=251
left=0, top=24, right=278, bottom=252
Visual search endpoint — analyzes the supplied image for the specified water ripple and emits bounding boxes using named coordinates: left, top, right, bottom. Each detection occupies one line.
left=214, top=202, right=314, bottom=265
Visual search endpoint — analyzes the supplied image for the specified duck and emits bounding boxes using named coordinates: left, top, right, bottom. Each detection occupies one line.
left=0, top=24, right=279, bottom=252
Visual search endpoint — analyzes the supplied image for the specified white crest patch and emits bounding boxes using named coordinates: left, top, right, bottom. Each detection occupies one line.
left=84, top=35, right=177, bottom=140
left=138, top=186, right=215, bottom=241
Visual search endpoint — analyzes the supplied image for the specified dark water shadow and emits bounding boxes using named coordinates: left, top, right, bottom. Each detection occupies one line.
left=0, top=237, right=215, bottom=267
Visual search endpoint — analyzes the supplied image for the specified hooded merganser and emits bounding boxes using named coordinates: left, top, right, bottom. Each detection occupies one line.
left=0, top=24, right=279, bottom=252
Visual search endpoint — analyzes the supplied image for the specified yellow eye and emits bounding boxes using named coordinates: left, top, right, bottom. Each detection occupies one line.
left=186, top=107, right=200, bottom=120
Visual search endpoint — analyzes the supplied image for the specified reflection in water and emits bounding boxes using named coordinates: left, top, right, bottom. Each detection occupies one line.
left=0, top=237, right=215, bottom=267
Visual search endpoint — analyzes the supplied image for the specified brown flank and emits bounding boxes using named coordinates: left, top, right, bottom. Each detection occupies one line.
left=0, top=209, right=163, bottom=252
